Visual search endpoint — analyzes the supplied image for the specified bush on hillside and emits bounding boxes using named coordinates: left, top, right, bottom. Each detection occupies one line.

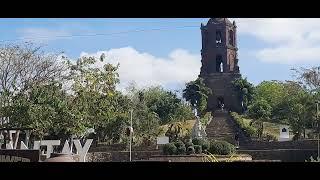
left=208, top=140, right=235, bottom=155
left=186, top=146, right=195, bottom=155
left=231, top=112, right=258, bottom=138
left=192, top=138, right=203, bottom=146
left=163, top=143, right=177, bottom=155
left=244, top=125, right=258, bottom=137
left=201, top=141, right=210, bottom=152
left=192, top=138, right=210, bottom=152
left=185, top=141, right=194, bottom=149
left=264, top=133, right=277, bottom=142
left=174, top=140, right=186, bottom=155
left=194, top=145, right=202, bottom=154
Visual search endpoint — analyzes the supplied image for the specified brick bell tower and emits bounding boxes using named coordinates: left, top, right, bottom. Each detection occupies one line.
left=199, top=18, right=242, bottom=113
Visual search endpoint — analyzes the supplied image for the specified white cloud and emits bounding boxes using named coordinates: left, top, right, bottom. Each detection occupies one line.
left=80, top=47, right=201, bottom=91
left=255, top=45, right=320, bottom=64
left=232, top=18, right=320, bottom=64
left=17, top=28, right=71, bottom=43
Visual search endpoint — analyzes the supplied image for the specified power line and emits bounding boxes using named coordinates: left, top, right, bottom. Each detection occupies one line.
left=0, top=25, right=199, bottom=43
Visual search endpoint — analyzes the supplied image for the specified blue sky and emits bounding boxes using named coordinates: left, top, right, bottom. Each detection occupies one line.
left=0, top=18, right=319, bottom=92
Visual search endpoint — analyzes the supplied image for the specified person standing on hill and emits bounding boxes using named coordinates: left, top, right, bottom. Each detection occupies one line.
left=235, top=133, right=239, bottom=148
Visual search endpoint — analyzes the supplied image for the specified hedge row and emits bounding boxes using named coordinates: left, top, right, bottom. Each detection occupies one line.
left=163, top=138, right=235, bottom=155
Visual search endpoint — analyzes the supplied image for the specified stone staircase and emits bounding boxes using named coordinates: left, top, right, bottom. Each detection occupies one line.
left=205, top=110, right=250, bottom=147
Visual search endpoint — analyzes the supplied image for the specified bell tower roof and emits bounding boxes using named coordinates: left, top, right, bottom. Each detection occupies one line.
left=207, top=18, right=233, bottom=26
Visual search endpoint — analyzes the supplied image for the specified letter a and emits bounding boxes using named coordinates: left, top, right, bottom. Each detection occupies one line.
left=62, top=140, right=71, bottom=154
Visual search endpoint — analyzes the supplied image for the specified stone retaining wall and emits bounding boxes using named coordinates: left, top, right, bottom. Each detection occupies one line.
left=89, top=144, right=158, bottom=152
left=149, top=154, right=252, bottom=162
left=86, top=151, right=161, bottom=162
left=86, top=151, right=252, bottom=162
left=241, top=139, right=319, bottom=150
left=238, top=149, right=318, bottom=162
left=86, top=152, right=112, bottom=162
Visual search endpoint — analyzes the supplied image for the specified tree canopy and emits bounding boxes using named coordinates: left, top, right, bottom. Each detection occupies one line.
left=183, top=77, right=212, bottom=117
left=0, top=45, right=195, bottom=146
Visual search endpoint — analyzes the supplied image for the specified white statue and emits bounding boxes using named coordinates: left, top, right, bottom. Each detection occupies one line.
left=193, top=108, right=198, bottom=117
left=220, top=62, right=223, bottom=72
left=191, top=108, right=207, bottom=139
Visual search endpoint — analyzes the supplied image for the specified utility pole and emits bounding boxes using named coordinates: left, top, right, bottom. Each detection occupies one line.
left=317, top=101, right=319, bottom=159
left=129, top=109, right=133, bottom=162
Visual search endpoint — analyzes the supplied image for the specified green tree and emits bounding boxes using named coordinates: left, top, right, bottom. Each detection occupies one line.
left=124, top=84, right=161, bottom=145
left=254, top=81, right=286, bottom=116
left=248, top=98, right=272, bottom=120
left=172, top=102, right=194, bottom=122
left=183, top=77, right=212, bottom=117
left=0, top=43, right=67, bottom=95
left=2, top=82, right=78, bottom=140
left=143, top=86, right=192, bottom=124
left=292, top=66, right=320, bottom=92
left=277, top=81, right=314, bottom=139
left=65, top=55, right=130, bottom=143
left=232, top=77, right=255, bottom=112
left=292, top=67, right=320, bottom=134
left=247, top=98, right=272, bottom=139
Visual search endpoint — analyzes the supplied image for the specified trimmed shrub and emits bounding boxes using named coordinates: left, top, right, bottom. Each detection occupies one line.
left=194, top=145, right=202, bottom=154
left=209, top=140, right=235, bottom=155
left=192, top=138, right=202, bottom=146
left=201, top=141, right=210, bottom=152
left=192, top=138, right=210, bottom=152
left=186, top=146, right=195, bottom=155
left=174, top=140, right=186, bottom=155
left=163, top=143, right=177, bottom=155
left=185, top=141, right=194, bottom=149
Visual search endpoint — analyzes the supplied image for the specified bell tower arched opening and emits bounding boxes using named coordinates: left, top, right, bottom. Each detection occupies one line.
left=216, top=55, right=223, bottom=73
left=217, top=97, right=224, bottom=108
left=216, top=30, right=222, bottom=45
left=229, top=30, right=234, bottom=46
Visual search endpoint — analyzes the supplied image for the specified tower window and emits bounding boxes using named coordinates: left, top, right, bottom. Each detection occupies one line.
left=216, top=55, right=223, bottom=73
left=229, top=30, right=234, bottom=46
left=204, top=31, right=209, bottom=48
left=216, top=31, right=222, bottom=45
left=217, top=97, right=224, bottom=108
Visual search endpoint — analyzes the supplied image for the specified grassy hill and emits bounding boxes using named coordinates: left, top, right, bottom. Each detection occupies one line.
left=158, top=120, right=196, bottom=137
left=242, top=118, right=293, bottom=139
left=158, top=115, right=296, bottom=140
